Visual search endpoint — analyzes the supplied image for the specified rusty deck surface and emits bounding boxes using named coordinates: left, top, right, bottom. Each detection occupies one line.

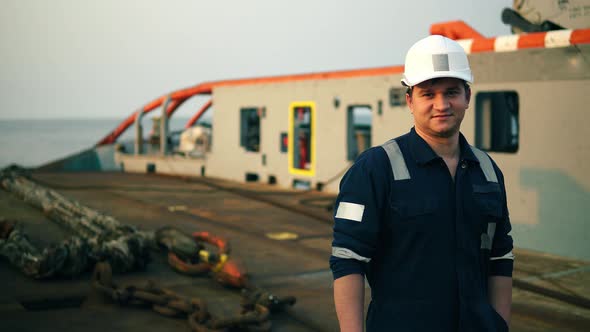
left=1, top=171, right=589, bottom=331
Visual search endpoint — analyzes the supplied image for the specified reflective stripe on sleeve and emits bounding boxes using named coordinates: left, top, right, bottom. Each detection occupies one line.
left=332, top=247, right=371, bottom=263
left=490, top=250, right=515, bottom=261
left=335, top=202, right=365, bottom=222
left=488, top=222, right=497, bottom=243
left=481, top=223, right=497, bottom=250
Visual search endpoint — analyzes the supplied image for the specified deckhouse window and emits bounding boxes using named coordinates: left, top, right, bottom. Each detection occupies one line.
left=475, top=91, right=519, bottom=153
left=347, top=105, right=372, bottom=161
left=240, top=107, right=261, bottom=152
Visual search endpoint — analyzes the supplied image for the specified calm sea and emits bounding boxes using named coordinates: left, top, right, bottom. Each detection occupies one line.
left=0, top=118, right=192, bottom=169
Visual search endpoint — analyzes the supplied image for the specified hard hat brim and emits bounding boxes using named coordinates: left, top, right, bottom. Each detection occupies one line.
left=401, top=70, right=473, bottom=87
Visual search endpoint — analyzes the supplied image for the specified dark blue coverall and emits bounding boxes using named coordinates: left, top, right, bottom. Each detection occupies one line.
left=330, top=128, right=514, bottom=331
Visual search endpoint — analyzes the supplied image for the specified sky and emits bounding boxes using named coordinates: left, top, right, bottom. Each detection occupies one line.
left=0, top=0, right=513, bottom=120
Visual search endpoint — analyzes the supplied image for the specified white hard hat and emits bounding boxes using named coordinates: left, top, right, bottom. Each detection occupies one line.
left=401, top=35, right=473, bottom=87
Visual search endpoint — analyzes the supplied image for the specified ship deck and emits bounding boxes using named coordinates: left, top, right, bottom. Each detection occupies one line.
left=1, top=171, right=589, bottom=331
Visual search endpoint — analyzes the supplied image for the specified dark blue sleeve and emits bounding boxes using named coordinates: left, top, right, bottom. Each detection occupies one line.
left=489, top=161, right=514, bottom=277
left=330, top=148, right=391, bottom=280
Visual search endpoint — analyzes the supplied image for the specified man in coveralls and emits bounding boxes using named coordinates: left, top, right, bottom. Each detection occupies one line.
left=330, top=35, right=514, bottom=331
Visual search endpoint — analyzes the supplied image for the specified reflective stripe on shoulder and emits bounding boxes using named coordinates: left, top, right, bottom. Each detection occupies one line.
left=490, top=250, right=515, bottom=261
left=335, top=202, right=365, bottom=222
left=381, top=139, right=410, bottom=181
left=332, top=247, right=371, bottom=263
left=470, top=146, right=498, bottom=183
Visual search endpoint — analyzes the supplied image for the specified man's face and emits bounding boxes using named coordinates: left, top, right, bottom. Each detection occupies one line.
left=406, top=77, right=471, bottom=139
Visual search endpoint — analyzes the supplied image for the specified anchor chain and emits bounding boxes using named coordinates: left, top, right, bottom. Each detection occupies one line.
left=92, top=262, right=294, bottom=331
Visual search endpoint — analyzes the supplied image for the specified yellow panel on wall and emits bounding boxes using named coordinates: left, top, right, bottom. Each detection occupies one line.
left=288, top=101, right=316, bottom=177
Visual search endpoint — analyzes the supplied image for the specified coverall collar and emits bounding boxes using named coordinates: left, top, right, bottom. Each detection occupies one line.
left=408, top=127, right=479, bottom=166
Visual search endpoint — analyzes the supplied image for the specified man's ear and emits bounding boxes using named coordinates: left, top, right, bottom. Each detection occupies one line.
left=406, top=93, right=413, bottom=113
left=465, top=86, right=472, bottom=105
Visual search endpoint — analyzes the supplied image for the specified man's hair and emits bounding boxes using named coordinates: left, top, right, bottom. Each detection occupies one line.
left=406, top=79, right=470, bottom=97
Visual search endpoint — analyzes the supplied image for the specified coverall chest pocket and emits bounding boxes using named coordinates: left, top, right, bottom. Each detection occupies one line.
left=390, top=198, right=439, bottom=230
left=473, top=184, right=503, bottom=250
